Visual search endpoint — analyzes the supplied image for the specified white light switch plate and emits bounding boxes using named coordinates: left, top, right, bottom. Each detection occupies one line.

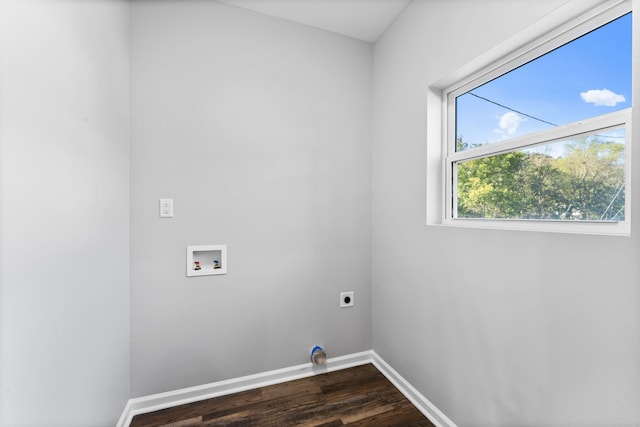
left=160, top=199, right=174, bottom=217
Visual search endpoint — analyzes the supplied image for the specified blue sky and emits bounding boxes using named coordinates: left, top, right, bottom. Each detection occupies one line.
left=456, top=12, right=632, bottom=149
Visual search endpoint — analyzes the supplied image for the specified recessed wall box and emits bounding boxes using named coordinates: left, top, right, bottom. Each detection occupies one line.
left=187, top=245, right=227, bottom=277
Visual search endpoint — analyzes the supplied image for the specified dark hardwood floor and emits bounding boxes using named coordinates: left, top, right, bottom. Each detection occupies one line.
left=130, top=363, right=435, bottom=426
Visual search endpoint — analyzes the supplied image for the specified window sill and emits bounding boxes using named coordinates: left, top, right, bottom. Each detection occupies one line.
left=435, top=217, right=630, bottom=237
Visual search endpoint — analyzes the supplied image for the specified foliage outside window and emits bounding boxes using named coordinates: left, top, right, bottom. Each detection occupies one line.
left=443, top=1, right=632, bottom=235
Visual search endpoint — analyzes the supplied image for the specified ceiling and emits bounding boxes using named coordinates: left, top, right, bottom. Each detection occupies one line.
left=215, top=0, right=411, bottom=43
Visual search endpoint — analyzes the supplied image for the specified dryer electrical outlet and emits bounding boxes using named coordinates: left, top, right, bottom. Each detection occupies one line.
left=340, top=292, right=354, bottom=308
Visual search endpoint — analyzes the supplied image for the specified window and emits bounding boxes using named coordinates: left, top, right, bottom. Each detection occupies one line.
left=439, top=0, right=633, bottom=235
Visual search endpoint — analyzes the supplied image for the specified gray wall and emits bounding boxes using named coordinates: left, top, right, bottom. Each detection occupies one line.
left=2, top=1, right=638, bottom=426
left=130, top=1, right=372, bottom=397
left=371, top=0, right=640, bottom=426
left=0, top=1, right=131, bottom=426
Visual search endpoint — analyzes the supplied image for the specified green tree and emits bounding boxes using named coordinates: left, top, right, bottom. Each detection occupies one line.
left=455, top=136, right=625, bottom=221
left=554, top=137, right=625, bottom=220
left=520, top=152, right=564, bottom=219
left=456, top=138, right=527, bottom=218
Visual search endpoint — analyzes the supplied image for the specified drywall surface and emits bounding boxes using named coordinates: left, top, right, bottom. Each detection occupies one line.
left=371, top=0, right=640, bottom=426
left=130, top=1, right=372, bottom=397
left=0, top=1, right=130, bottom=426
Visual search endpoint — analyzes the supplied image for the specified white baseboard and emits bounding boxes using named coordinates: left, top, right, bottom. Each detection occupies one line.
left=117, top=350, right=456, bottom=427
left=370, top=352, right=457, bottom=427
left=116, top=351, right=372, bottom=427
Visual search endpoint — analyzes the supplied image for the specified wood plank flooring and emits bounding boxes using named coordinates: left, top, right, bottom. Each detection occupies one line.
left=130, top=363, right=435, bottom=427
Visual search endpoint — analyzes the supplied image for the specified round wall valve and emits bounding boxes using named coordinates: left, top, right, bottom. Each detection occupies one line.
left=310, top=345, right=327, bottom=365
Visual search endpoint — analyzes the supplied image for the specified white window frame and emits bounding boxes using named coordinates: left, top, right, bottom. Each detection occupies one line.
left=434, top=0, right=633, bottom=236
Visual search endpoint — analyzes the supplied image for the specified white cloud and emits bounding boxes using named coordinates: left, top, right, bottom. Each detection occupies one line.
left=580, top=89, right=625, bottom=107
left=494, top=111, right=523, bottom=136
